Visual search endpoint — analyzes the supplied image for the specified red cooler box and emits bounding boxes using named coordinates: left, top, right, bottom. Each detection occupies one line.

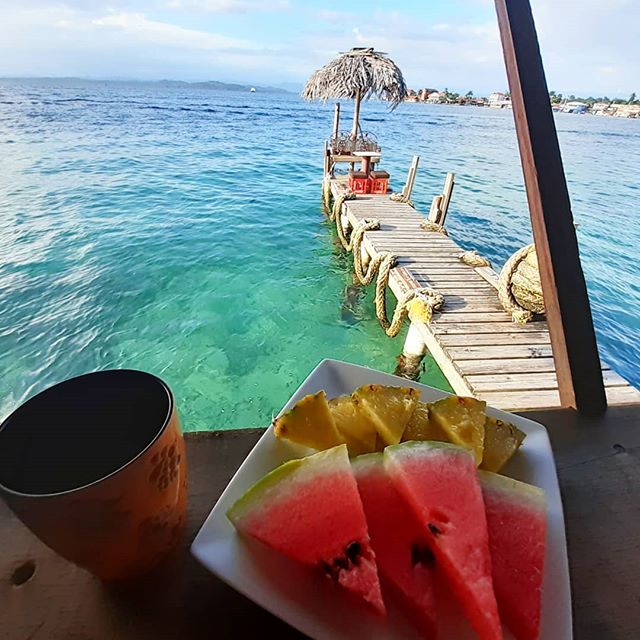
left=370, top=170, right=390, bottom=194
left=348, top=170, right=370, bottom=194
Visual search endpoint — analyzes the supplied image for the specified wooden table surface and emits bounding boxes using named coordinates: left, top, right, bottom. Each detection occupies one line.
left=2, top=406, right=639, bottom=639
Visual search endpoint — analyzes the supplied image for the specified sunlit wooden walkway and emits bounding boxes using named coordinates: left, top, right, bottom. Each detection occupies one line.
left=330, top=176, right=640, bottom=411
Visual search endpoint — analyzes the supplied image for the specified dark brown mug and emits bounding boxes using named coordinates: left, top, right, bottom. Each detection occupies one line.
left=0, top=370, right=187, bottom=581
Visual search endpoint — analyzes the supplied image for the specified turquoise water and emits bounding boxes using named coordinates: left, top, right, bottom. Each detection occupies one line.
left=0, top=79, right=638, bottom=430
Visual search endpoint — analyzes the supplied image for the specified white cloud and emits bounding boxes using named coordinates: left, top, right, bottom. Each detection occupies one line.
left=167, top=0, right=290, bottom=13
left=529, top=0, right=639, bottom=96
left=91, top=12, right=248, bottom=50
left=301, top=2, right=638, bottom=96
left=303, top=11, right=504, bottom=94
left=314, top=9, right=355, bottom=23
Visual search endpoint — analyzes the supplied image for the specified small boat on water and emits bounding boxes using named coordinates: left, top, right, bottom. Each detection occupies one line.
left=250, top=87, right=256, bottom=93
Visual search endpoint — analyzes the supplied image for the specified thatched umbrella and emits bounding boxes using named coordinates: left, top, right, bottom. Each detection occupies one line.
left=302, top=47, right=407, bottom=139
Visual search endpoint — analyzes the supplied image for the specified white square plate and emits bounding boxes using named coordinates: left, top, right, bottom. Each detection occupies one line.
left=192, top=359, right=572, bottom=639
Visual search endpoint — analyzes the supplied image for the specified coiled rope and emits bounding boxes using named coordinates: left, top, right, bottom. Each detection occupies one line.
left=331, top=191, right=357, bottom=249
left=321, top=176, right=333, bottom=214
left=390, top=192, right=415, bottom=208
left=459, top=250, right=491, bottom=267
left=375, top=286, right=445, bottom=337
left=351, top=218, right=384, bottom=284
left=498, top=243, right=544, bottom=323
left=420, top=220, right=448, bottom=236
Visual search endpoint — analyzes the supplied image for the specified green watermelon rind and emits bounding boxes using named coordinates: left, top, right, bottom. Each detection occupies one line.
left=478, top=469, right=546, bottom=511
left=385, top=439, right=475, bottom=461
left=227, top=444, right=349, bottom=525
left=350, top=451, right=384, bottom=474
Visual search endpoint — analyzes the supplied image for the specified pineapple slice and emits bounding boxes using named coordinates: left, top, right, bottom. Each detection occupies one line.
left=429, top=396, right=487, bottom=465
left=273, top=391, right=344, bottom=451
left=329, top=395, right=378, bottom=455
left=352, top=384, right=419, bottom=446
left=402, top=400, right=450, bottom=443
left=480, top=416, right=526, bottom=473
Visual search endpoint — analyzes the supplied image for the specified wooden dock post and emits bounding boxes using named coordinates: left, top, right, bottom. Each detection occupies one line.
left=332, top=102, right=340, bottom=141
left=440, top=172, right=455, bottom=222
left=428, top=195, right=444, bottom=223
left=495, top=0, right=607, bottom=414
left=397, top=322, right=427, bottom=380
left=427, top=172, right=455, bottom=225
left=402, top=155, right=420, bottom=199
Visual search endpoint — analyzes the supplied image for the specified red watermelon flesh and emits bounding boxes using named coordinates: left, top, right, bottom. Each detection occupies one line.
left=385, top=441, right=502, bottom=640
left=353, top=453, right=437, bottom=639
left=227, top=444, right=386, bottom=616
left=479, top=471, right=546, bottom=640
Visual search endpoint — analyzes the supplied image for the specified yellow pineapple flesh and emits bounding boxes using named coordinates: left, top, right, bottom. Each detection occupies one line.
left=328, top=395, right=378, bottom=455
left=429, top=396, right=487, bottom=465
left=352, top=384, right=419, bottom=446
left=480, top=416, right=526, bottom=473
left=402, top=400, right=450, bottom=443
left=273, top=391, right=344, bottom=451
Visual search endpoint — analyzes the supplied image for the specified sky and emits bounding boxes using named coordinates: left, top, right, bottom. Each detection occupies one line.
left=0, top=0, right=637, bottom=97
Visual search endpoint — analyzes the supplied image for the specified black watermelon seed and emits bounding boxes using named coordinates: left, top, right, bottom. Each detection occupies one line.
left=346, top=541, right=361, bottom=563
left=428, top=523, right=442, bottom=536
left=411, top=543, right=435, bottom=568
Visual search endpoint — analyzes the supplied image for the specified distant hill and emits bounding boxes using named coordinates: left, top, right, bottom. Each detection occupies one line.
left=155, top=79, right=290, bottom=94
left=0, top=77, right=292, bottom=94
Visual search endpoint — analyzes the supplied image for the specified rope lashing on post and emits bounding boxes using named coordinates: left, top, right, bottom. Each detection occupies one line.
left=498, top=243, right=545, bottom=323
left=420, top=220, right=448, bottom=236
left=331, top=190, right=356, bottom=222
left=351, top=218, right=384, bottom=283
left=390, top=192, right=415, bottom=208
left=459, top=250, right=491, bottom=267
left=332, top=191, right=358, bottom=249
left=321, top=177, right=333, bottom=214
left=376, top=286, right=445, bottom=338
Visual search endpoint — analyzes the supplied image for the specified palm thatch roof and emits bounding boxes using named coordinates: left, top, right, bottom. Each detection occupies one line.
left=302, top=48, right=407, bottom=108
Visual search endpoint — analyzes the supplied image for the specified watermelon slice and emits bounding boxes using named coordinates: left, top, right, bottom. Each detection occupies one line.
left=227, top=445, right=386, bottom=615
left=353, top=453, right=437, bottom=638
left=479, top=471, right=547, bottom=640
left=385, top=441, right=502, bottom=640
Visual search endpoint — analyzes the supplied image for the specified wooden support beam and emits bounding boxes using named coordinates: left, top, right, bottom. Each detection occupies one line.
left=323, top=141, right=330, bottom=176
left=351, top=89, right=361, bottom=140
left=494, top=0, right=606, bottom=414
left=332, top=102, right=340, bottom=141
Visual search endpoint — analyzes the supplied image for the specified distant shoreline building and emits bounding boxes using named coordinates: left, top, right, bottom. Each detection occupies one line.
left=402, top=87, right=637, bottom=117
left=488, top=92, right=512, bottom=109
left=558, top=101, right=587, bottom=114
left=427, top=91, right=446, bottom=104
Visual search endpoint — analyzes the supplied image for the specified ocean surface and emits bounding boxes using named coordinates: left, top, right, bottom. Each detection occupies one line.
left=0, top=79, right=638, bottom=431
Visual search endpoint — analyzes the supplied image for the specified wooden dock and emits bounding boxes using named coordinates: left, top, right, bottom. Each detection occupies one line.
left=329, top=175, right=640, bottom=411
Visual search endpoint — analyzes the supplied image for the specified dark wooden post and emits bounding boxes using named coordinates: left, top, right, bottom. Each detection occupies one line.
left=494, top=0, right=607, bottom=414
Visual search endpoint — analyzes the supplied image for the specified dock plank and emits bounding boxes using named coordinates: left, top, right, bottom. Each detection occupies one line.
left=328, top=179, right=639, bottom=410
left=438, top=332, right=552, bottom=347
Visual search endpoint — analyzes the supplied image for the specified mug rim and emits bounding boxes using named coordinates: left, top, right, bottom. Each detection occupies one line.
left=0, top=369, right=175, bottom=499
